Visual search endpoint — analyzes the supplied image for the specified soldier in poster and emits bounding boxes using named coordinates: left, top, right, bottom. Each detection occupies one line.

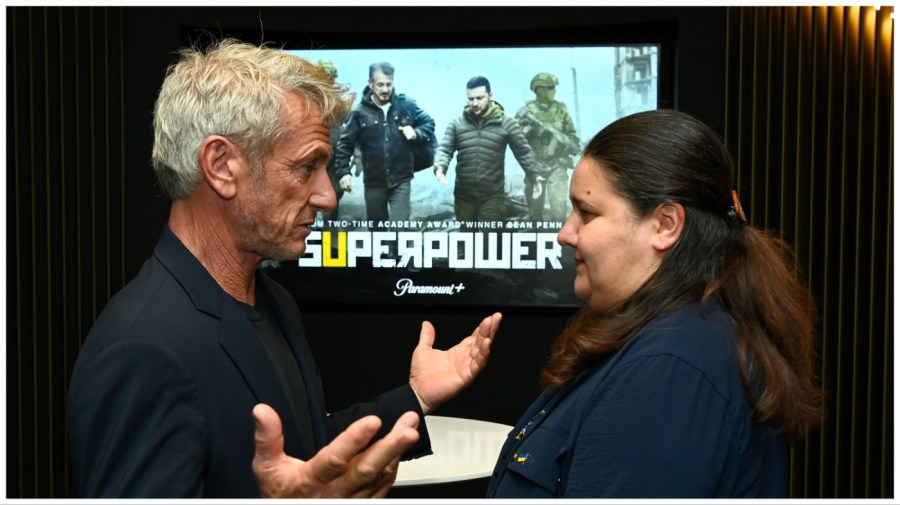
left=515, top=72, right=581, bottom=223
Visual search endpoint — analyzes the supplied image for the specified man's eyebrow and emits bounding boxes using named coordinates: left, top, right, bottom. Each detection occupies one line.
left=303, top=144, right=332, bottom=161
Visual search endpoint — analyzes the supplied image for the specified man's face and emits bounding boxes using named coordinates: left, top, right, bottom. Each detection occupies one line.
left=467, top=86, right=492, bottom=117
left=232, top=92, right=336, bottom=262
left=369, top=69, right=394, bottom=106
left=535, top=85, right=556, bottom=103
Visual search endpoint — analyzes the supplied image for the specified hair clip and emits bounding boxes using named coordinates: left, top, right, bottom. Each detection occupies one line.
left=730, top=189, right=748, bottom=224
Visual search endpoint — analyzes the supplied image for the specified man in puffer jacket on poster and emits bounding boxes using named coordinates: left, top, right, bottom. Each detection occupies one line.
left=433, top=75, right=546, bottom=223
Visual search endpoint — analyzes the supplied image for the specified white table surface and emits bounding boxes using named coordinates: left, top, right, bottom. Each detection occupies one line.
left=394, top=415, right=513, bottom=486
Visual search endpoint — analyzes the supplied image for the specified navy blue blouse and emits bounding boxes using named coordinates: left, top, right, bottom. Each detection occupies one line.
left=486, top=302, right=788, bottom=498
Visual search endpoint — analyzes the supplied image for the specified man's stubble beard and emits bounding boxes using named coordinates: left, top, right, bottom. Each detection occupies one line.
left=233, top=173, right=302, bottom=263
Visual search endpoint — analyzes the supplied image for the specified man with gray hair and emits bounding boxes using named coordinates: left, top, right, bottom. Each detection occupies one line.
left=67, top=39, right=502, bottom=498
left=332, top=61, right=435, bottom=226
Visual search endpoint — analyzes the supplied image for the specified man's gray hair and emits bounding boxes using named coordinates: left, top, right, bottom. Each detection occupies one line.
left=152, top=38, right=354, bottom=199
left=368, top=61, right=395, bottom=80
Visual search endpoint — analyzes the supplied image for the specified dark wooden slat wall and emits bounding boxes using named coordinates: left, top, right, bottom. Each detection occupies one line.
left=7, top=6, right=126, bottom=497
left=724, top=6, right=893, bottom=498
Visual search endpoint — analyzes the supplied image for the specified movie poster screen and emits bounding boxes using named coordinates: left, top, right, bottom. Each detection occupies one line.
left=268, top=44, right=659, bottom=308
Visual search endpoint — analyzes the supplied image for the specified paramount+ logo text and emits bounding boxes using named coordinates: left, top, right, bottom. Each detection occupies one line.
left=393, top=278, right=465, bottom=297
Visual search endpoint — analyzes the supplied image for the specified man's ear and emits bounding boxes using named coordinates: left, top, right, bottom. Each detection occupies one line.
left=651, top=202, right=685, bottom=252
left=198, top=135, right=241, bottom=200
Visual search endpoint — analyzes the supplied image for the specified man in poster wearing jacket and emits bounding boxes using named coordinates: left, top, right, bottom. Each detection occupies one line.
left=332, top=62, right=435, bottom=226
left=433, top=75, right=546, bottom=222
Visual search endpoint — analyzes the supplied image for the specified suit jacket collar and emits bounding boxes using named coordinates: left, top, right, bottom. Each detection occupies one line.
left=154, top=225, right=227, bottom=319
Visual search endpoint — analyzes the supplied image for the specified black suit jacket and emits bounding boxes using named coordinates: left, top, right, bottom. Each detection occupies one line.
left=67, top=227, right=431, bottom=497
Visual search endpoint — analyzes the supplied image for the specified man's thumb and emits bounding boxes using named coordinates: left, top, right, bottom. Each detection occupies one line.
left=253, top=403, right=285, bottom=465
left=417, top=321, right=436, bottom=349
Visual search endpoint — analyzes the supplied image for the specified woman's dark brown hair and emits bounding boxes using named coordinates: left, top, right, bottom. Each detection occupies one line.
left=541, top=109, right=820, bottom=437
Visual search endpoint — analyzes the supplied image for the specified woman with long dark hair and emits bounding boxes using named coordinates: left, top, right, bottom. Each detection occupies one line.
left=486, top=109, right=820, bottom=498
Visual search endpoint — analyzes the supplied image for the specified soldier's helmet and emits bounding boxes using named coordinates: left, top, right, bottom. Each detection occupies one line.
left=530, top=72, right=559, bottom=91
left=316, top=59, right=338, bottom=81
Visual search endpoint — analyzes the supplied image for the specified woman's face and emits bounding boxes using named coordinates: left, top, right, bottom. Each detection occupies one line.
left=557, top=157, right=663, bottom=311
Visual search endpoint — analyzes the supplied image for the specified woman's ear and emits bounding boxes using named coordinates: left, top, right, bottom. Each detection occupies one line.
left=198, top=135, right=241, bottom=200
left=651, top=202, right=685, bottom=252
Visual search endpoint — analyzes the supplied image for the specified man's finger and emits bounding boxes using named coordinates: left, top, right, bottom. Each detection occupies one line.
left=417, top=321, right=436, bottom=349
left=252, top=403, right=285, bottom=467
left=476, top=312, right=502, bottom=341
left=347, top=411, right=420, bottom=485
left=487, top=312, right=502, bottom=338
left=472, top=313, right=502, bottom=362
left=305, top=415, right=383, bottom=485
left=368, top=458, right=401, bottom=498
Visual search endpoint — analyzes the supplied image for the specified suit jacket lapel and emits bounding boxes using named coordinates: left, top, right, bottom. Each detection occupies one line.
left=153, top=226, right=307, bottom=458
left=216, top=305, right=311, bottom=458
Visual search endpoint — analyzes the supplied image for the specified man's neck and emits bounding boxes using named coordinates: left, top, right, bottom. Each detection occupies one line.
left=168, top=198, right=260, bottom=305
left=375, top=101, right=391, bottom=119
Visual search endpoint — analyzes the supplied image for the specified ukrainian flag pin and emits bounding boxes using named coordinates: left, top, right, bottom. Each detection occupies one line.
left=512, top=452, right=534, bottom=467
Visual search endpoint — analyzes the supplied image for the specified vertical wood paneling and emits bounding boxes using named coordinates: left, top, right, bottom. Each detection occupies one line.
left=872, top=7, right=893, bottom=498
left=725, top=6, right=893, bottom=498
left=7, top=6, right=125, bottom=498
left=9, top=6, right=23, bottom=497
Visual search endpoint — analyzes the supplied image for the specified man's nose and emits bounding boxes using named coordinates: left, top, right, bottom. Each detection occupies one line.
left=313, top=171, right=337, bottom=212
